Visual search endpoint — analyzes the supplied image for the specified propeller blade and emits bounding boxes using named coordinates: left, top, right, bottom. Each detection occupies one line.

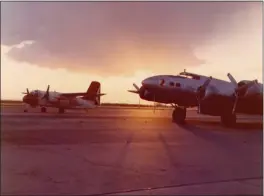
left=133, top=83, right=140, bottom=91
left=196, top=76, right=212, bottom=113
left=26, top=88, right=29, bottom=94
left=128, top=90, right=139, bottom=94
left=227, top=73, right=238, bottom=87
left=201, top=76, right=212, bottom=89
left=153, top=94, right=156, bottom=113
left=196, top=76, right=212, bottom=98
left=46, top=85, right=50, bottom=93
left=235, top=80, right=258, bottom=94
left=196, top=76, right=212, bottom=94
left=227, top=73, right=258, bottom=114
left=42, top=85, right=50, bottom=100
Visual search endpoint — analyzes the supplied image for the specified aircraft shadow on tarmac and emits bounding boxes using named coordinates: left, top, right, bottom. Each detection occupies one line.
left=179, top=120, right=263, bottom=131
left=176, top=122, right=263, bottom=151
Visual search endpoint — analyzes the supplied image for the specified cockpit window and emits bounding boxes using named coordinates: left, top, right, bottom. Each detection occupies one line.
left=176, top=83, right=181, bottom=87
left=179, top=72, right=201, bottom=80
left=159, top=79, right=165, bottom=86
left=31, top=90, right=38, bottom=96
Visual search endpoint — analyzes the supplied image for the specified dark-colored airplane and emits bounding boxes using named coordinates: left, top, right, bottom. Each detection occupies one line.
left=128, top=70, right=262, bottom=127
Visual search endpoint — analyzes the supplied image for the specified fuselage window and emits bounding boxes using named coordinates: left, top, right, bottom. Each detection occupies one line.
left=193, top=76, right=200, bottom=80
left=169, top=82, right=174, bottom=86
left=176, top=83, right=181, bottom=87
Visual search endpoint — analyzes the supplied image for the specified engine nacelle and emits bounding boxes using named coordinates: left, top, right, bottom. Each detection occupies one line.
left=198, top=86, right=234, bottom=116
left=237, top=80, right=262, bottom=98
left=139, top=86, right=151, bottom=100
left=198, top=85, right=219, bottom=101
left=199, top=96, right=234, bottom=116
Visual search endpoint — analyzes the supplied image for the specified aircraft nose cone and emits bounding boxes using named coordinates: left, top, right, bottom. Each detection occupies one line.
left=142, top=78, right=152, bottom=86
left=23, top=95, right=27, bottom=102
left=23, top=94, right=31, bottom=104
left=142, top=77, right=157, bottom=87
left=141, top=79, right=147, bottom=86
left=23, top=94, right=38, bottom=105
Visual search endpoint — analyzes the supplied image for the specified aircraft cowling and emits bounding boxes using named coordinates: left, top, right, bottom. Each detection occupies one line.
left=23, top=94, right=39, bottom=107
left=197, top=85, right=219, bottom=101
left=197, top=86, right=232, bottom=116
left=237, top=80, right=262, bottom=98
left=139, top=86, right=151, bottom=99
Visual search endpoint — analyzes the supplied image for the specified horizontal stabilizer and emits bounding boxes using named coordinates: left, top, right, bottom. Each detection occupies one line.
left=96, top=93, right=106, bottom=97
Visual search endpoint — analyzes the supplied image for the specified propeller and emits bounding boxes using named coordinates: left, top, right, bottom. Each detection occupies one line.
left=153, top=94, right=156, bottom=113
left=22, top=88, right=30, bottom=95
left=128, top=83, right=141, bottom=108
left=227, top=73, right=258, bottom=114
left=133, top=83, right=140, bottom=91
left=128, top=83, right=140, bottom=94
left=196, top=76, right=213, bottom=113
left=42, top=85, right=50, bottom=101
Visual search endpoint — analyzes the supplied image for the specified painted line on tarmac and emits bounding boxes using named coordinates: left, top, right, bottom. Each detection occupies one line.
left=96, top=176, right=262, bottom=196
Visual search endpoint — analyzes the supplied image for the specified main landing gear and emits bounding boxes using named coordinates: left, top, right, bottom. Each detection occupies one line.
left=23, top=104, right=29, bottom=112
left=220, top=112, right=236, bottom=127
left=58, top=108, right=65, bottom=113
left=172, top=105, right=186, bottom=124
left=41, top=107, right=47, bottom=113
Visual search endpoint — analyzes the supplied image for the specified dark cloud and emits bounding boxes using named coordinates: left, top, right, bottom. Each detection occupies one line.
left=1, top=2, right=260, bottom=76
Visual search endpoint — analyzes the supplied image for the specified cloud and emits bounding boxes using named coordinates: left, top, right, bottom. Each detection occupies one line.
left=1, top=2, right=261, bottom=76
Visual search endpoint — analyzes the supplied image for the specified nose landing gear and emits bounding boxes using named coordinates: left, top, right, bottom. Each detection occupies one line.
left=172, top=105, right=186, bottom=124
left=58, top=108, right=65, bottom=113
left=41, top=107, right=47, bottom=113
left=221, top=112, right=236, bottom=127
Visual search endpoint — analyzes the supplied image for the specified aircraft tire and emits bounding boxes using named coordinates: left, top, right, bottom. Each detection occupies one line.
left=172, top=107, right=186, bottom=124
left=58, top=108, right=65, bottom=113
left=221, top=113, right=236, bottom=127
left=41, top=107, right=47, bottom=113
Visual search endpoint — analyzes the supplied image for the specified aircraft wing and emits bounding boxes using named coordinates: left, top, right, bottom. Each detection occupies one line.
left=198, top=73, right=262, bottom=115
left=60, top=93, right=106, bottom=97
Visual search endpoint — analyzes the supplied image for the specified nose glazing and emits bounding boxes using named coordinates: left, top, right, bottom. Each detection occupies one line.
left=142, top=78, right=153, bottom=86
left=23, top=95, right=28, bottom=102
left=23, top=94, right=38, bottom=105
left=23, top=94, right=31, bottom=104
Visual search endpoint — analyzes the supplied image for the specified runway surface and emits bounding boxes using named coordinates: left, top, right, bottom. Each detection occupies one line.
left=1, top=105, right=263, bottom=195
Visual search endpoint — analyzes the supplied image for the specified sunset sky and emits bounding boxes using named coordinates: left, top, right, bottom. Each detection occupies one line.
left=1, top=2, right=262, bottom=104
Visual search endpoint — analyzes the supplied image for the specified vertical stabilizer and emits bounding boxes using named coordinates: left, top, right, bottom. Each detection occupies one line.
left=83, top=81, right=101, bottom=105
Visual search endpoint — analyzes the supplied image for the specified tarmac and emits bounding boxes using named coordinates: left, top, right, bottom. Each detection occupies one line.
left=1, top=105, right=263, bottom=195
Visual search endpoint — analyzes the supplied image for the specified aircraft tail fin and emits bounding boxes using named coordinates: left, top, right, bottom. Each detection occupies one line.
left=83, top=81, right=105, bottom=105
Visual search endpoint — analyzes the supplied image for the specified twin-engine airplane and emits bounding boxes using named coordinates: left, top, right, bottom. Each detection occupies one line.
left=22, top=81, right=106, bottom=113
left=128, top=70, right=263, bottom=127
